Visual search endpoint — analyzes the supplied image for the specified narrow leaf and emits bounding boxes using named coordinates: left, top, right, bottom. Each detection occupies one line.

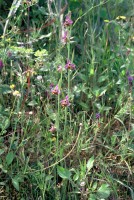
left=12, top=177, right=19, bottom=191
left=87, top=156, right=94, bottom=171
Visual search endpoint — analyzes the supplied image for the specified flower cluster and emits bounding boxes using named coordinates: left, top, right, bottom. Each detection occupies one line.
left=49, top=14, right=74, bottom=132
left=64, top=15, right=73, bottom=27
left=61, top=15, right=73, bottom=45
left=50, top=60, right=75, bottom=107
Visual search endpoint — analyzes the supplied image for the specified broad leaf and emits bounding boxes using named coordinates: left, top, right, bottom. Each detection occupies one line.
left=57, top=166, right=71, bottom=180
left=0, top=115, right=10, bottom=131
left=97, top=184, right=110, bottom=198
left=0, top=85, right=11, bottom=94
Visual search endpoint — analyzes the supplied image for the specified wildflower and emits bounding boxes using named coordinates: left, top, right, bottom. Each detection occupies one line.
left=65, top=59, right=75, bottom=70
left=96, top=113, right=100, bottom=119
left=37, top=75, right=43, bottom=81
left=61, top=30, right=68, bottom=44
left=128, top=75, right=133, bottom=86
left=49, top=125, right=56, bottom=133
left=116, top=16, right=126, bottom=20
left=51, top=85, right=60, bottom=95
left=60, top=95, right=70, bottom=107
left=0, top=60, right=4, bottom=69
left=80, top=181, right=86, bottom=187
left=57, top=65, right=62, bottom=72
left=13, top=90, right=21, bottom=97
left=64, top=15, right=73, bottom=26
left=10, top=84, right=15, bottom=89
left=29, top=111, right=33, bottom=115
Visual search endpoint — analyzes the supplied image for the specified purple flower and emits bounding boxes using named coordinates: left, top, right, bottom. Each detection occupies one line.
left=50, top=83, right=54, bottom=89
left=51, top=85, right=60, bottom=95
left=0, top=60, right=4, bottom=69
left=64, top=15, right=73, bottom=26
left=61, top=30, right=68, bottom=44
left=65, top=60, right=75, bottom=70
left=96, top=113, right=100, bottom=119
left=60, top=95, right=70, bottom=107
left=128, top=75, right=133, bottom=86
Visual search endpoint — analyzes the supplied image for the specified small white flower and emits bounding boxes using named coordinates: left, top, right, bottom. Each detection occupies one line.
left=29, top=111, right=33, bottom=115
left=80, top=181, right=86, bottom=187
left=13, top=90, right=21, bottom=97
left=37, top=75, right=43, bottom=81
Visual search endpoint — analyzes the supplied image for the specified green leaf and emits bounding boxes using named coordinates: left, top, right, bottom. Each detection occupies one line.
left=78, top=73, right=87, bottom=81
left=89, top=193, right=97, bottom=200
left=0, top=164, right=7, bottom=173
left=98, top=75, right=108, bottom=83
left=92, top=182, right=98, bottom=190
left=28, top=100, right=38, bottom=106
left=0, top=85, right=11, bottom=94
left=97, top=184, right=110, bottom=198
left=87, top=156, right=94, bottom=171
left=79, top=102, right=89, bottom=110
left=57, top=166, right=71, bottom=180
left=12, top=177, right=19, bottom=191
left=45, top=175, right=53, bottom=181
left=6, top=151, right=15, bottom=166
left=73, top=173, right=79, bottom=181
left=0, top=115, right=10, bottom=131
left=0, top=149, right=4, bottom=155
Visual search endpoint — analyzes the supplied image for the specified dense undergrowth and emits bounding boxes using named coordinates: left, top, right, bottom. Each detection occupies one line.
left=0, top=0, right=134, bottom=199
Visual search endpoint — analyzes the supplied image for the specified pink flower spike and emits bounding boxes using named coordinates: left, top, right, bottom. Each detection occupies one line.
left=64, top=15, right=73, bottom=26
left=51, top=85, right=60, bottom=95
left=65, top=60, right=75, bottom=70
